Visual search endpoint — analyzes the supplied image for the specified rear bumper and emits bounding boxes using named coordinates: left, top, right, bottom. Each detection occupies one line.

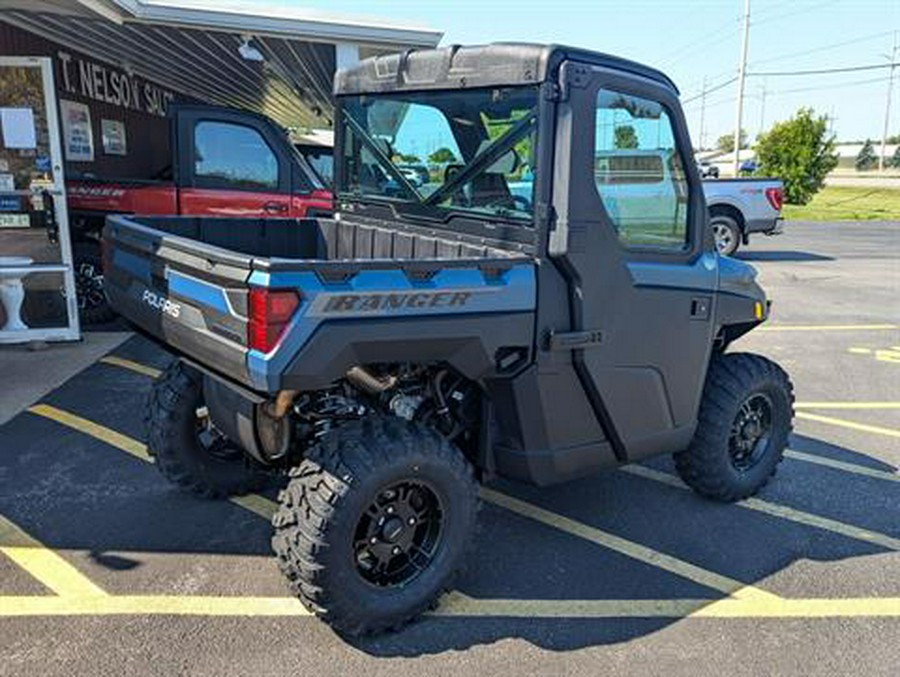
left=745, top=216, right=783, bottom=235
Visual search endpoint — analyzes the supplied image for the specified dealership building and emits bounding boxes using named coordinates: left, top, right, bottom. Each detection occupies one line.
left=0, top=0, right=440, bottom=343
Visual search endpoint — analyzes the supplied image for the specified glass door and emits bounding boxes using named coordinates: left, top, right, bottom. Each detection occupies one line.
left=0, top=56, right=79, bottom=343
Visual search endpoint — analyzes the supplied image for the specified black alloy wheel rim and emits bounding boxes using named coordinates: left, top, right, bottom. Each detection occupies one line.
left=353, top=480, right=444, bottom=587
left=729, top=392, right=774, bottom=472
left=75, top=261, right=106, bottom=310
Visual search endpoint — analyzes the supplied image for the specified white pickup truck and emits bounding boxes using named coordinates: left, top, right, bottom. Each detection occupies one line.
left=591, top=150, right=782, bottom=256
left=702, top=177, right=784, bottom=256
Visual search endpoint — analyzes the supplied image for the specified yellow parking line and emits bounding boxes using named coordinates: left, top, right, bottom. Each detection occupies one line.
left=796, top=412, right=900, bottom=439
left=623, top=465, right=900, bottom=551
left=26, top=404, right=279, bottom=521
left=4, top=591, right=900, bottom=619
left=98, top=355, right=162, bottom=379
left=756, top=324, right=898, bottom=332
left=480, top=487, right=778, bottom=602
left=794, top=402, right=900, bottom=410
left=29, top=404, right=152, bottom=462
left=786, top=450, right=900, bottom=483
left=0, top=595, right=306, bottom=617
left=438, top=592, right=900, bottom=619
left=0, top=515, right=107, bottom=598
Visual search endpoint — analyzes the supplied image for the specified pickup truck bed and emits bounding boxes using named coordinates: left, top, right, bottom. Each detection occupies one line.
left=104, top=215, right=537, bottom=392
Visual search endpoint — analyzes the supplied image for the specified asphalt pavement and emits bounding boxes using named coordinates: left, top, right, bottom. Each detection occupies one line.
left=0, top=221, right=898, bottom=676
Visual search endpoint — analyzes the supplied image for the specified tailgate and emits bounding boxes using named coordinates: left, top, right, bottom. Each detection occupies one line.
left=103, top=216, right=254, bottom=385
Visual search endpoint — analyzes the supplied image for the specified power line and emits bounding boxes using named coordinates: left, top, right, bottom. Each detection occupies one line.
left=749, top=28, right=900, bottom=67
left=751, top=62, right=900, bottom=77
left=681, top=77, right=737, bottom=104
left=750, top=0, right=838, bottom=27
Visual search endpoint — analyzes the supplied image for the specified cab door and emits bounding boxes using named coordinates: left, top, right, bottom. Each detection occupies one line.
left=550, top=63, right=717, bottom=460
left=176, top=108, right=292, bottom=217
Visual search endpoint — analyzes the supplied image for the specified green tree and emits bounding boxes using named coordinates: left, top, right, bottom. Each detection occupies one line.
left=717, top=129, right=748, bottom=153
left=614, top=125, right=639, bottom=149
left=890, top=144, right=900, bottom=169
left=428, top=147, right=457, bottom=164
left=755, top=108, right=838, bottom=205
left=393, top=153, right=420, bottom=164
left=855, top=139, right=877, bottom=171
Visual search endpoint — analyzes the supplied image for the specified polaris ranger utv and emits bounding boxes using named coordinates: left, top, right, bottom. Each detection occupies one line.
left=103, top=44, right=794, bottom=635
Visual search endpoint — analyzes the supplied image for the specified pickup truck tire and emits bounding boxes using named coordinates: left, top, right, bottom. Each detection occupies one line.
left=271, top=415, right=479, bottom=636
left=710, top=215, right=741, bottom=257
left=73, top=243, right=116, bottom=325
left=674, top=353, right=794, bottom=502
left=146, top=360, right=270, bottom=498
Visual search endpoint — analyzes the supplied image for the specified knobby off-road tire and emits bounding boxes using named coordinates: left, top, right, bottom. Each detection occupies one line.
left=675, top=352, right=794, bottom=502
left=73, top=243, right=117, bottom=325
left=146, top=360, right=269, bottom=498
left=272, top=416, right=479, bottom=636
left=710, top=214, right=741, bottom=257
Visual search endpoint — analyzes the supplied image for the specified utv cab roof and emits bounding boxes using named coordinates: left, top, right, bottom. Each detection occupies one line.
left=333, top=43, right=678, bottom=96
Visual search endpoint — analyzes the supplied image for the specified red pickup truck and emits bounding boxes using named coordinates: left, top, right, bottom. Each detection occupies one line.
left=66, top=105, right=331, bottom=322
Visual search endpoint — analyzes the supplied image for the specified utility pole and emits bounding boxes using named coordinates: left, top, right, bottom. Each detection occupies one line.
left=878, top=32, right=898, bottom=172
left=733, top=0, right=751, bottom=176
left=699, top=76, right=708, bottom=150
left=758, top=80, right=767, bottom=136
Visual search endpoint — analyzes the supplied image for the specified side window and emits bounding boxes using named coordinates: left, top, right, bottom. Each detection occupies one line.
left=593, top=89, right=689, bottom=249
left=194, top=121, right=279, bottom=190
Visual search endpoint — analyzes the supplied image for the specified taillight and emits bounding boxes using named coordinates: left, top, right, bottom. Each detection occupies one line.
left=248, top=288, right=300, bottom=353
left=765, top=187, right=783, bottom=212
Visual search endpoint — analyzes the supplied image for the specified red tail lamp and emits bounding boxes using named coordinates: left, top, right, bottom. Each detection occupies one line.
left=248, top=288, right=301, bottom=353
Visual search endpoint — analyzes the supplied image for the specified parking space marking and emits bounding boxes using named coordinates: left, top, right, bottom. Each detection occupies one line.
left=0, top=595, right=307, bottom=617
left=796, top=412, right=900, bottom=439
left=794, top=401, right=900, bottom=410
left=25, top=401, right=779, bottom=604
left=786, top=449, right=899, bottom=482
left=0, top=515, right=107, bottom=599
left=98, top=355, right=163, bottom=379
left=623, top=465, right=900, bottom=551
left=480, top=487, right=779, bottom=602
left=28, top=404, right=151, bottom=462
left=436, top=592, right=900, bottom=619
left=756, top=324, right=898, bottom=332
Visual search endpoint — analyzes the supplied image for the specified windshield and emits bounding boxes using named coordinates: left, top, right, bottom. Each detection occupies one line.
left=338, top=86, right=537, bottom=222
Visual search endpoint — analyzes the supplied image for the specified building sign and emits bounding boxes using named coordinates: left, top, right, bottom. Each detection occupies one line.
left=101, top=119, right=127, bottom=155
left=57, top=51, right=175, bottom=117
left=60, top=100, right=94, bottom=162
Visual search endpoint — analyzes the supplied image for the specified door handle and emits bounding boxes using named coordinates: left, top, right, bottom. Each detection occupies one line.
left=263, top=201, right=288, bottom=214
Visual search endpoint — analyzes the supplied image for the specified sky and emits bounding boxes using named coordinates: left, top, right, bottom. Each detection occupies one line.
left=286, top=0, right=900, bottom=147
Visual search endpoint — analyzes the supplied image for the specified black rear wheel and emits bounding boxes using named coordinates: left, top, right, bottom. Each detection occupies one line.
left=146, top=360, right=270, bottom=498
left=675, top=353, right=794, bottom=502
left=272, top=416, right=478, bottom=636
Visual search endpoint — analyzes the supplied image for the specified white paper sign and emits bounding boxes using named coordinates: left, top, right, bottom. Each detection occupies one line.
left=0, top=174, right=14, bottom=192
left=0, top=108, right=37, bottom=149
left=101, top=119, right=127, bottom=155
left=60, top=99, right=94, bottom=162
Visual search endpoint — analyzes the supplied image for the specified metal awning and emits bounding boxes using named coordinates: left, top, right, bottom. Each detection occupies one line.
left=0, top=0, right=442, bottom=131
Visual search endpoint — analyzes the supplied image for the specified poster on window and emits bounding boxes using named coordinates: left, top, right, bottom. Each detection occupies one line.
left=60, top=100, right=94, bottom=162
left=101, top=119, right=127, bottom=156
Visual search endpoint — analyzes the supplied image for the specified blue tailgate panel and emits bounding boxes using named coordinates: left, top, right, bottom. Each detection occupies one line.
left=245, top=263, right=536, bottom=390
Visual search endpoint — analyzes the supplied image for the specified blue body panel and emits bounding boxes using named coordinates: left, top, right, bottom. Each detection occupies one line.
left=245, top=263, right=537, bottom=390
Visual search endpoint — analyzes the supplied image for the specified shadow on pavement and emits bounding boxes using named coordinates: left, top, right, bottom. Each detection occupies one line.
left=0, top=336, right=896, bottom=654
left=736, top=250, right=834, bottom=262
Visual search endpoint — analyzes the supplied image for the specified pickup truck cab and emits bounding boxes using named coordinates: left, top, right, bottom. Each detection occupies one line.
left=66, top=105, right=331, bottom=322
left=105, top=43, right=794, bottom=636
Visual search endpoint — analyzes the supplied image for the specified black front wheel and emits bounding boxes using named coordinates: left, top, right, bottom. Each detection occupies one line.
left=272, top=416, right=479, bottom=636
left=675, top=353, right=794, bottom=502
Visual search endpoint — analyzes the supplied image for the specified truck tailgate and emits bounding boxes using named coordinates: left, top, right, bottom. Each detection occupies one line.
left=104, top=217, right=254, bottom=384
